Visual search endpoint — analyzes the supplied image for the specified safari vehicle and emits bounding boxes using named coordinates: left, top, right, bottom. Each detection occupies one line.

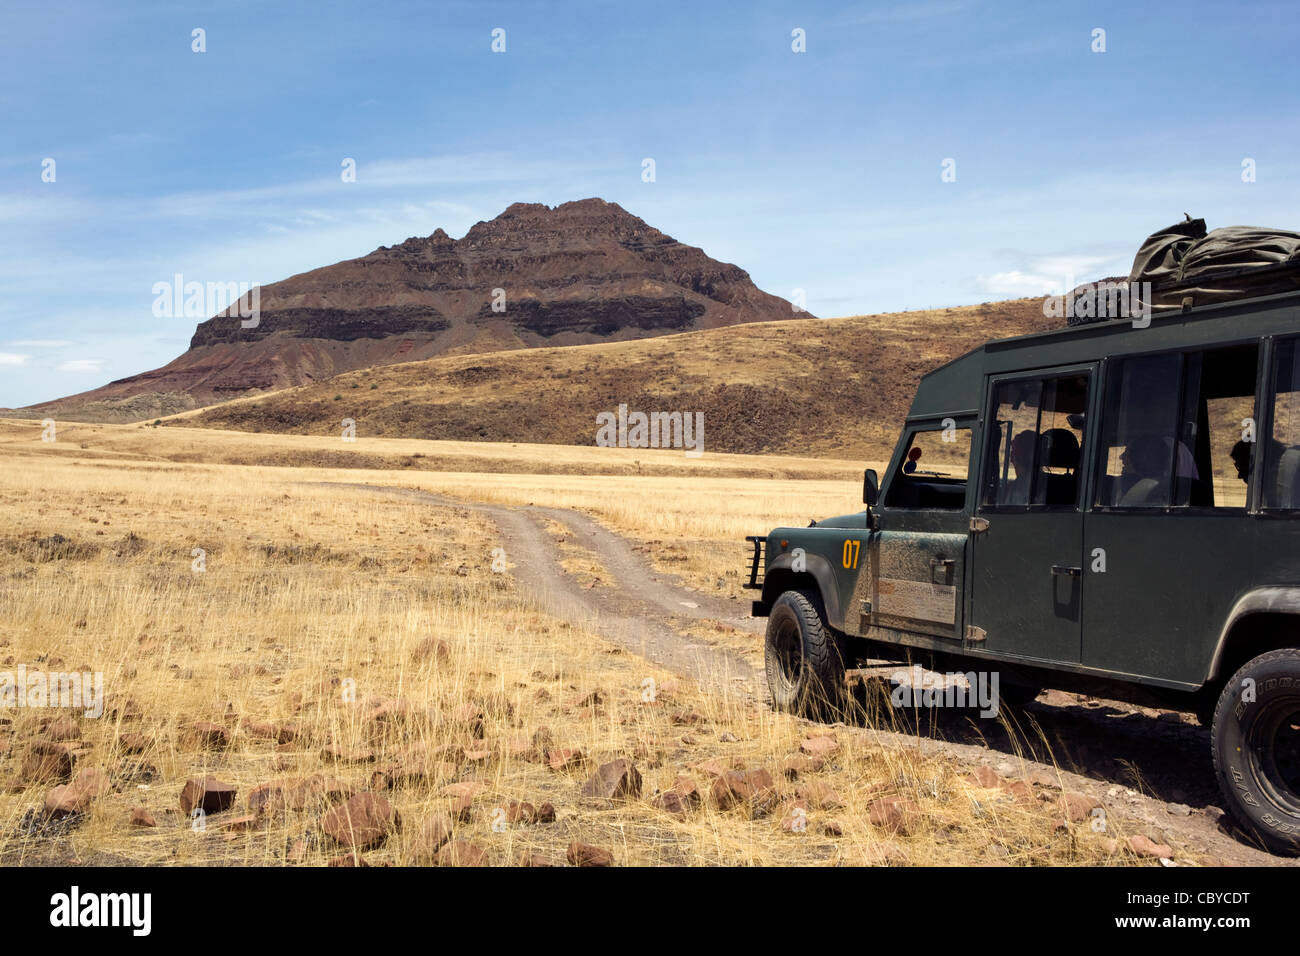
left=744, top=287, right=1300, bottom=855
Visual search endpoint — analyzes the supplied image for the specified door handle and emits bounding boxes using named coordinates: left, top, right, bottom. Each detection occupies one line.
left=1050, top=565, right=1081, bottom=577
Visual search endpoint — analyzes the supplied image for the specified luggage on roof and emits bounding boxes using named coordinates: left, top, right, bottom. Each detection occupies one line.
left=1130, top=216, right=1300, bottom=313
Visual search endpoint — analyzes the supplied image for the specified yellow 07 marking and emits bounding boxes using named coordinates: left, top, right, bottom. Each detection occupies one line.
left=841, top=539, right=860, bottom=570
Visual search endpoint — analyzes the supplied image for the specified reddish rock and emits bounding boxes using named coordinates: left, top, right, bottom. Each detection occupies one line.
left=188, top=722, right=230, bottom=750
left=505, top=801, right=538, bottom=825
left=321, top=792, right=399, bottom=851
left=799, top=736, right=839, bottom=758
left=964, top=766, right=1005, bottom=789
left=867, top=796, right=922, bottom=836
left=580, top=758, right=642, bottom=800
left=517, top=852, right=558, bottom=867
left=537, top=802, right=557, bottom=823
left=219, top=814, right=258, bottom=832
left=652, top=776, right=701, bottom=816
left=117, top=732, right=148, bottom=754
left=244, top=722, right=278, bottom=739
left=1060, top=791, right=1103, bottom=823
left=711, top=769, right=776, bottom=812
left=547, top=748, right=586, bottom=771
left=1128, top=834, right=1174, bottom=859
left=442, top=780, right=487, bottom=800
left=779, top=755, right=821, bottom=779
left=435, top=840, right=486, bottom=867
left=419, top=813, right=455, bottom=857
left=567, top=841, right=614, bottom=867
left=45, top=768, right=111, bottom=818
left=180, top=776, right=238, bottom=815
left=40, top=716, right=81, bottom=741
left=129, top=807, right=157, bottom=828
left=795, top=781, right=844, bottom=811
left=328, top=854, right=369, bottom=867
left=21, top=741, right=75, bottom=783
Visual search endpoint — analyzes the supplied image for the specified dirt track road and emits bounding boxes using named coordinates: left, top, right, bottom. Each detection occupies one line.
left=319, top=482, right=1295, bottom=866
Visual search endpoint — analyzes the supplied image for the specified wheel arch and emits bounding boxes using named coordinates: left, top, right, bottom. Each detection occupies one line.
left=1209, top=587, right=1300, bottom=685
left=760, top=556, right=844, bottom=630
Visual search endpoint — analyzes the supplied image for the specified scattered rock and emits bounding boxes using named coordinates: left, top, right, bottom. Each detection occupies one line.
left=129, top=807, right=157, bottom=828
left=867, top=796, right=922, bottom=836
left=1128, top=834, right=1174, bottom=859
left=21, top=741, right=75, bottom=783
left=436, top=840, right=486, bottom=867
left=1060, top=791, right=1103, bottom=824
left=964, top=766, right=1004, bottom=789
left=547, top=748, right=586, bottom=771
left=795, top=781, right=844, bottom=811
left=580, top=758, right=642, bottom=800
left=799, top=736, right=839, bottom=758
left=180, top=776, right=237, bottom=815
left=45, top=767, right=111, bottom=818
left=417, top=813, right=455, bottom=858
left=187, top=722, right=230, bottom=750
left=321, top=792, right=399, bottom=851
left=711, top=768, right=776, bottom=813
left=567, top=841, right=614, bottom=867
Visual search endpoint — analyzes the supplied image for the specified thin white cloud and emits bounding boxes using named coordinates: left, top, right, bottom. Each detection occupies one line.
left=9, top=338, right=72, bottom=348
left=975, top=271, right=1060, bottom=297
left=0, top=353, right=29, bottom=366
left=56, top=359, right=104, bottom=373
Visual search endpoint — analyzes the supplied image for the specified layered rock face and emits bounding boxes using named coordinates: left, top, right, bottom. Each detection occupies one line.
left=20, top=199, right=804, bottom=422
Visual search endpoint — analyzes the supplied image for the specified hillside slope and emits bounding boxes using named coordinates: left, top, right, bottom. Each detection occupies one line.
left=176, top=296, right=1056, bottom=459
left=14, top=199, right=803, bottom=423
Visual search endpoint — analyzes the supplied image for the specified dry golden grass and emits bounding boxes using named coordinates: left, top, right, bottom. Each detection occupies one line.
left=0, top=429, right=1159, bottom=866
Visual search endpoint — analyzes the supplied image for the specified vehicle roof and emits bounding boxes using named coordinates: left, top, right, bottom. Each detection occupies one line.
left=906, top=289, right=1300, bottom=421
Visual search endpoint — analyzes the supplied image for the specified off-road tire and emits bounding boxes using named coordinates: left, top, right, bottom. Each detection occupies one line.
left=765, top=589, right=847, bottom=719
left=1211, top=648, right=1300, bottom=856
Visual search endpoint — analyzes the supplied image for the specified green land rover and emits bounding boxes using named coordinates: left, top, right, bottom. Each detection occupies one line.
left=745, top=285, right=1300, bottom=855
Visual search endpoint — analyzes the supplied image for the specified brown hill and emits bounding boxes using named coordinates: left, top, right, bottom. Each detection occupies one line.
left=174, top=297, right=1057, bottom=460
left=17, top=199, right=804, bottom=423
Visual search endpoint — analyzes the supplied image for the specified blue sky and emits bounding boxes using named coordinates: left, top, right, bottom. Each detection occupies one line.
left=1, top=0, right=1297, bottom=407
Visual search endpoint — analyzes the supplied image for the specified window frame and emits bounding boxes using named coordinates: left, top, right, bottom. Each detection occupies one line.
left=1258, top=332, right=1300, bottom=515
left=883, top=418, right=975, bottom=512
left=1089, top=338, right=1264, bottom=515
left=977, top=365, right=1095, bottom=515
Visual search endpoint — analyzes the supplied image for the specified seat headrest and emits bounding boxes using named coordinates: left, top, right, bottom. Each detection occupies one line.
left=1039, top=428, right=1080, bottom=470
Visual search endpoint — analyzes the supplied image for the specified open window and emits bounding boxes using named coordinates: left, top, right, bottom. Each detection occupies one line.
left=884, top=422, right=972, bottom=510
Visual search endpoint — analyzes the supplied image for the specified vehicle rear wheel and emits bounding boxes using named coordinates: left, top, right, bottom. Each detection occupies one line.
left=764, top=589, right=847, bottom=719
left=1211, top=648, right=1300, bottom=856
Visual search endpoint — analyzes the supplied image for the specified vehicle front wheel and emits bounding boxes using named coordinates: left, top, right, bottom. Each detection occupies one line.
left=1211, top=648, right=1300, bottom=856
left=764, top=589, right=847, bottom=719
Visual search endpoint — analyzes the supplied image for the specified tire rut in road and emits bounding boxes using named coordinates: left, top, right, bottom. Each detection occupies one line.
left=305, top=482, right=759, bottom=696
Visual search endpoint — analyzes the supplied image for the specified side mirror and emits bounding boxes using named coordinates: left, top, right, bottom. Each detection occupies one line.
left=863, top=469, right=879, bottom=507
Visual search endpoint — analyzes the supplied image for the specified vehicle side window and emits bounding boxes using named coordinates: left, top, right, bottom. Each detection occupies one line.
left=885, top=425, right=971, bottom=510
left=1263, top=337, right=1300, bottom=510
left=1094, top=355, right=1181, bottom=508
left=1096, top=346, right=1259, bottom=510
left=981, top=374, right=1089, bottom=509
left=1183, top=344, right=1258, bottom=509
